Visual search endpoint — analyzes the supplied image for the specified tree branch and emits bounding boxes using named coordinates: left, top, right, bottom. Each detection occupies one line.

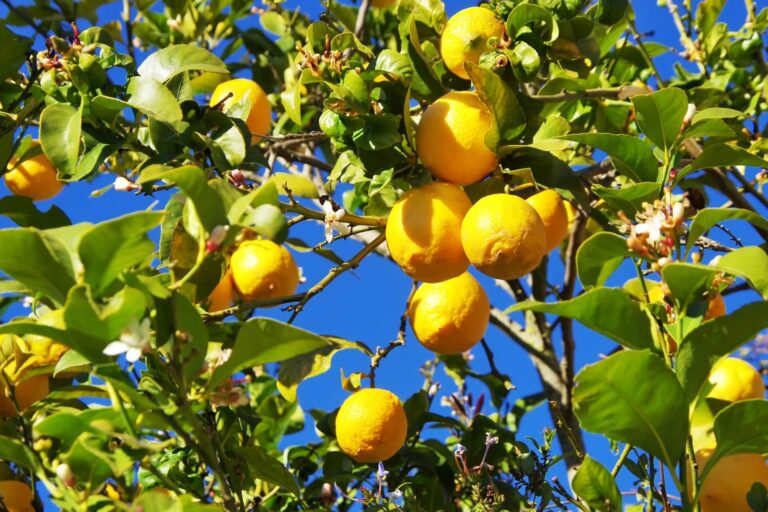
left=369, top=280, right=417, bottom=387
left=354, top=0, right=371, bottom=38
left=525, top=87, right=622, bottom=103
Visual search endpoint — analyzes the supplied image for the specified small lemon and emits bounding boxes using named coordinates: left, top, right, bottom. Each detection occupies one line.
left=230, top=240, right=299, bottom=301
left=526, top=189, right=570, bottom=253
left=210, top=78, right=272, bottom=142
left=707, top=357, right=763, bottom=402
left=695, top=449, right=768, bottom=512
left=208, top=271, right=235, bottom=312
left=0, top=374, right=50, bottom=417
left=335, top=388, right=408, bottom=463
left=440, top=7, right=505, bottom=80
left=704, top=294, right=726, bottom=320
left=461, top=194, right=547, bottom=280
left=385, top=182, right=471, bottom=283
left=409, top=272, right=489, bottom=355
left=416, top=91, right=497, bottom=185
left=0, top=480, right=35, bottom=512
left=4, top=145, right=63, bottom=201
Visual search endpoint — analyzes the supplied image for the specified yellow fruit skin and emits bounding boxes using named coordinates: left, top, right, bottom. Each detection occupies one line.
left=385, top=182, right=471, bottom=283
left=707, top=358, right=764, bottom=402
left=230, top=240, right=299, bottom=301
left=335, top=388, right=408, bottom=463
left=210, top=78, right=272, bottom=142
left=0, top=375, right=49, bottom=417
left=695, top=450, right=768, bottom=512
left=0, top=481, right=35, bottom=512
left=208, top=271, right=235, bottom=312
left=526, top=190, right=569, bottom=253
left=440, top=7, right=505, bottom=80
left=4, top=149, right=63, bottom=201
left=416, top=91, right=497, bottom=185
left=409, top=272, right=489, bottom=355
left=461, top=194, right=547, bottom=280
left=704, top=294, right=726, bottom=320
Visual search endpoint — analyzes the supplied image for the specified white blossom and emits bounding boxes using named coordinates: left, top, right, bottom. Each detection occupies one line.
left=113, top=176, right=138, bottom=192
left=321, top=200, right=349, bottom=243
left=103, top=317, right=151, bottom=363
left=634, top=211, right=666, bottom=243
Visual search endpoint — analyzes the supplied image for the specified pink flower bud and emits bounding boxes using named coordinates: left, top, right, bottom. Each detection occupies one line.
left=56, top=463, right=76, bottom=487
left=206, top=225, right=230, bottom=254
left=114, top=176, right=138, bottom=192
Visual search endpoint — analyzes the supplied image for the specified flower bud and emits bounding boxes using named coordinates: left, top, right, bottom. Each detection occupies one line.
left=113, top=176, right=138, bottom=192
left=56, top=463, right=76, bottom=487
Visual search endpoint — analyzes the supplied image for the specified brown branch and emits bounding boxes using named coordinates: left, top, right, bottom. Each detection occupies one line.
left=488, top=307, right=559, bottom=375
left=525, top=87, right=622, bottom=103
left=279, top=201, right=386, bottom=228
left=369, top=280, right=417, bottom=387
left=354, top=0, right=371, bottom=38
left=202, top=292, right=306, bottom=322
left=274, top=147, right=333, bottom=171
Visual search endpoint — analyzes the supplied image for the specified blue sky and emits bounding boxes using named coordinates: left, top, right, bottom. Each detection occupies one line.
left=0, top=0, right=765, bottom=509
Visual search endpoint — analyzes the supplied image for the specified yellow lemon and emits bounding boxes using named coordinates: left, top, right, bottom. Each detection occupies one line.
left=0, top=481, right=35, bottom=512
left=461, top=194, right=547, bottom=280
left=230, top=240, right=299, bottom=301
left=4, top=146, right=63, bottom=201
left=416, top=91, right=497, bottom=185
left=526, top=189, right=570, bottom=253
left=0, top=374, right=50, bottom=417
left=385, top=182, right=470, bottom=283
left=335, top=388, right=408, bottom=463
left=704, top=294, right=726, bottom=320
left=409, top=272, right=489, bottom=354
left=707, top=357, right=764, bottom=402
left=440, top=7, right=505, bottom=80
left=208, top=271, right=235, bottom=312
left=210, top=78, right=272, bottom=142
left=695, top=449, right=768, bottom=512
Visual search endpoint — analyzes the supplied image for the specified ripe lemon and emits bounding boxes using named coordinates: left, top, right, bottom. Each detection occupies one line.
left=210, top=78, right=272, bottom=142
left=0, top=480, right=35, bottom=512
left=335, top=388, right=408, bottom=463
left=409, top=272, right=489, bottom=355
left=230, top=240, right=299, bottom=301
left=695, top=449, right=768, bottom=512
left=440, top=7, right=505, bottom=80
left=526, top=189, right=570, bottom=253
left=208, top=271, right=235, bottom=312
left=707, top=357, right=763, bottom=402
left=0, top=374, right=50, bottom=417
left=385, top=182, right=471, bottom=283
left=461, top=194, right=547, bottom=280
left=416, top=91, right=497, bottom=185
left=4, top=147, right=63, bottom=201
left=704, top=294, right=726, bottom=320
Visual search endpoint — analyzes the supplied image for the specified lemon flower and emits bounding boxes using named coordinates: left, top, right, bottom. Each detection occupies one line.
left=103, top=318, right=151, bottom=363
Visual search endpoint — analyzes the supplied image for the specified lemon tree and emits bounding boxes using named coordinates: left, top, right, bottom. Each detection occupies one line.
left=0, top=0, right=767, bottom=510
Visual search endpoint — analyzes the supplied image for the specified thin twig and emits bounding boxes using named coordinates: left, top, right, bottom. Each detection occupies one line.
left=611, top=443, right=632, bottom=477
left=202, top=292, right=306, bottom=322
left=122, top=0, right=136, bottom=61
left=280, top=201, right=386, bottom=227
left=354, top=0, right=372, bottom=38
left=488, top=307, right=559, bottom=375
left=0, top=0, right=47, bottom=38
left=525, top=87, right=622, bottom=103
left=369, top=280, right=417, bottom=387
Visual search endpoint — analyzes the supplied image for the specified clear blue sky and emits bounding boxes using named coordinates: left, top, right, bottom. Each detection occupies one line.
left=0, top=0, right=763, bottom=509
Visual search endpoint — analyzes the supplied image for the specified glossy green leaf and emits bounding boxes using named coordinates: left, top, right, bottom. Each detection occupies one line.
left=0, top=22, right=32, bottom=82
left=685, top=208, right=768, bottom=259
left=577, top=232, right=630, bottom=289
left=466, top=63, right=526, bottom=150
left=265, top=173, right=319, bottom=199
left=208, top=318, right=330, bottom=390
left=691, top=107, right=744, bottom=123
left=241, top=445, right=300, bottom=496
left=715, top=247, right=768, bottom=299
left=595, top=0, right=628, bottom=25
left=40, top=103, right=82, bottom=179
left=238, top=204, right=288, bottom=243
left=574, top=350, right=688, bottom=469
left=562, top=133, right=658, bottom=182
left=676, top=301, right=768, bottom=402
left=572, top=455, right=622, bottom=511
left=172, top=293, right=209, bottom=382
left=631, top=88, right=688, bottom=153
left=505, top=288, right=655, bottom=349
left=126, top=76, right=183, bottom=124
left=0, top=435, right=38, bottom=471
left=506, top=4, right=558, bottom=41
left=661, top=263, right=718, bottom=312
left=695, top=0, right=726, bottom=36
left=0, top=228, right=75, bottom=304
left=137, top=44, right=228, bottom=83
left=404, top=16, right=446, bottom=102
left=592, top=182, right=660, bottom=217
left=676, top=144, right=768, bottom=183
left=0, top=196, right=70, bottom=229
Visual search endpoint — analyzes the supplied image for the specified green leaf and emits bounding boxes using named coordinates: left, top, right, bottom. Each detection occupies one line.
left=264, top=172, right=320, bottom=199
left=228, top=182, right=279, bottom=225
left=699, top=400, right=768, bottom=486
left=126, top=76, right=183, bottom=124
left=281, top=68, right=323, bottom=126
left=676, top=144, right=768, bottom=183
left=138, top=165, right=227, bottom=233
left=592, top=182, right=660, bottom=217
left=0, top=228, right=75, bottom=304
left=562, top=133, right=658, bottom=182
left=54, top=350, right=90, bottom=377
left=137, top=44, right=228, bottom=83
left=574, top=350, right=688, bottom=469
left=595, top=0, right=628, bottom=25
left=715, top=247, right=768, bottom=299
left=685, top=208, right=768, bottom=259
left=466, top=63, right=526, bottom=150
left=506, top=4, right=558, bottom=41
left=692, top=107, right=744, bottom=123
left=631, top=88, right=688, bottom=154
left=577, top=232, right=630, bottom=289
left=676, top=301, right=768, bottom=402
left=240, top=445, right=300, bottom=496
left=78, top=212, right=163, bottom=294
left=172, top=293, right=209, bottom=382
left=696, top=0, right=726, bottom=36
left=0, top=23, right=32, bottom=82
left=237, top=204, right=288, bottom=243
left=277, top=337, right=371, bottom=402
left=505, top=288, right=655, bottom=350
left=404, top=16, right=445, bottom=102
left=0, top=435, right=38, bottom=472
left=40, top=103, right=82, bottom=179
left=661, top=263, right=718, bottom=312
left=208, top=318, right=330, bottom=390
left=572, top=456, right=622, bottom=511
left=0, top=196, right=70, bottom=229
